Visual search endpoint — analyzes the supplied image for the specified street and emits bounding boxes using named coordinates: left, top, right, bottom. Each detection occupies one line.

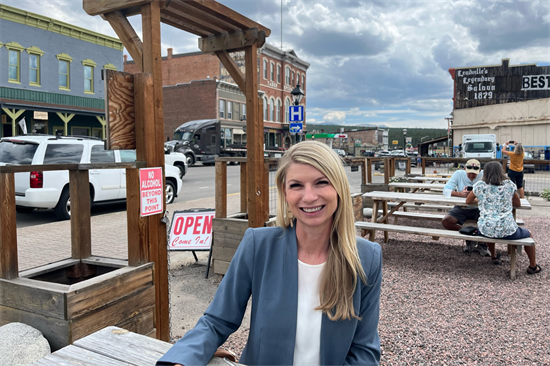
left=15, top=163, right=371, bottom=228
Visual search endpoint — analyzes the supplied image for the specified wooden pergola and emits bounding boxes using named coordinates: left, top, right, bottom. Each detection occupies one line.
left=83, top=0, right=271, bottom=341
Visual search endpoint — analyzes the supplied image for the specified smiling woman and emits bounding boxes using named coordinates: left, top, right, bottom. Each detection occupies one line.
left=157, top=141, right=383, bottom=366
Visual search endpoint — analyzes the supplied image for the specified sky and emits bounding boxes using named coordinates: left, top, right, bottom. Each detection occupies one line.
left=2, top=0, right=549, bottom=129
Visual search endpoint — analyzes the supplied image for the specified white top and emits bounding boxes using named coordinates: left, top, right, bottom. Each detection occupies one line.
left=293, top=259, right=325, bottom=366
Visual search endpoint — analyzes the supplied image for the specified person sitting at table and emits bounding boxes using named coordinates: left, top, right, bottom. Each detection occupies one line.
left=441, top=159, right=490, bottom=256
left=156, top=141, right=383, bottom=366
left=502, top=140, right=525, bottom=199
left=466, top=161, right=541, bottom=274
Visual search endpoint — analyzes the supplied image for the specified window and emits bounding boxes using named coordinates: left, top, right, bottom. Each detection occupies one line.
left=43, top=144, right=84, bottom=164
left=219, top=99, right=225, bottom=118
left=91, top=145, right=115, bottom=163
left=120, top=150, right=137, bottom=163
left=27, top=46, right=44, bottom=87
left=8, top=50, right=20, bottom=83
left=72, top=127, right=90, bottom=136
left=263, top=59, right=267, bottom=79
left=296, top=72, right=300, bottom=85
left=285, top=98, right=290, bottom=123
left=277, top=64, right=281, bottom=83
left=242, top=104, right=246, bottom=120
left=56, top=53, right=73, bottom=90
left=269, top=98, right=274, bottom=121
left=263, top=96, right=268, bottom=120
left=6, top=42, right=24, bottom=83
left=276, top=99, right=281, bottom=122
left=82, top=59, right=97, bottom=94
left=270, top=62, right=274, bottom=81
left=227, top=101, right=232, bottom=119
left=285, top=67, right=290, bottom=85
left=292, top=71, right=295, bottom=87
left=302, top=75, right=305, bottom=90
left=0, top=140, right=38, bottom=165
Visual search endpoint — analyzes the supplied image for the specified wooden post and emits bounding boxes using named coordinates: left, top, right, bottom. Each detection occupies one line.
left=367, top=158, right=372, bottom=184
left=406, top=158, right=411, bottom=174
left=215, top=161, right=228, bottom=218
left=384, top=158, right=390, bottom=184
left=240, top=162, right=248, bottom=213
left=0, top=173, right=17, bottom=280
left=70, top=170, right=92, bottom=260
left=421, top=157, right=426, bottom=175
left=263, top=160, right=270, bottom=221
left=245, top=43, right=266, bottom=228
left=141, top=1, right=169, bottom=342
left=360, top=158, right=367, bottom=188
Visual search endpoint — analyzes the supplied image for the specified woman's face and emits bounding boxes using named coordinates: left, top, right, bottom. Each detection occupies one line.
left=284, top=162, right=338, bottom=232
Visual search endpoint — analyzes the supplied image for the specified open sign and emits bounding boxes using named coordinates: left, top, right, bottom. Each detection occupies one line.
left=169, top=210, right=215, bottom=250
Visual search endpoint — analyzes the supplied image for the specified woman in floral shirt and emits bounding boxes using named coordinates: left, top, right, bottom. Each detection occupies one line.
left=466, top=161, right=541, bottom=274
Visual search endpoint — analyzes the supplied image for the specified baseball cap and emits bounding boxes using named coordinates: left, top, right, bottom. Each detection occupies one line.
left=464, top=159, right=481, bottom=174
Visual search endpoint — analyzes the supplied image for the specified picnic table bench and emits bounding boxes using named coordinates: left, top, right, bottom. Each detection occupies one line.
left=33, top=326, right=241, bottom=366
left=355, top=221, right=534, bottom=280
left=407, top=176, right=450, bottom=183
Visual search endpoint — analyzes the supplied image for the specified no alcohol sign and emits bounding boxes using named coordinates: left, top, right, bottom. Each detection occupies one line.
left=139, top=167, right=163, bottom=217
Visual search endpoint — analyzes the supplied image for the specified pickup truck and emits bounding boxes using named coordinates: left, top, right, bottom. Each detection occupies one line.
left=164, top=149, right=188, bottom=178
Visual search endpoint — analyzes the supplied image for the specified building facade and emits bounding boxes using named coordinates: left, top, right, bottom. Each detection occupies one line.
left=449, top=59, right=550, bottom=158
left=124, top=44, right=309, bottom=148
left=0, top=4, right=123, bottom=138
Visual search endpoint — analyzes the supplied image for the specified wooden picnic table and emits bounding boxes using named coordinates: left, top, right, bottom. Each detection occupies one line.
left=33, top=326, right=238, bottom=366
left=389, top=182, right=446, bottom=193
left=362, top=191, right=531, bottom=242
left=407, top=176, right=450, bottom=183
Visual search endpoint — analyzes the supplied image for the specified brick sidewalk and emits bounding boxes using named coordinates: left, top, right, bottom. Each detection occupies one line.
left=17, top=194, right=242, bottom=271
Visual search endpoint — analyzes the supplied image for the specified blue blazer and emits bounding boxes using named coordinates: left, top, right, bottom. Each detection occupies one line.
left=157, top=225, right=382, bottom=366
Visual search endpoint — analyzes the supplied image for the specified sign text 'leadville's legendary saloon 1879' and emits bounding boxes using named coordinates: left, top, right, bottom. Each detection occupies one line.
left=139, top=167, right=163, bottom=217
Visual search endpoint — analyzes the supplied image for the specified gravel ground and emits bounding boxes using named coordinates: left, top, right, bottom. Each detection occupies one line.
left=168, top=214, right=549, bottom=365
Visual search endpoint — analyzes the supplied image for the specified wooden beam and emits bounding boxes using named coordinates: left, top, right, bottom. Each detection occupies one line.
left=0, top=173, right=17, bottom=280
left=70, top=170, right=92, bottom=260
left=245, top=42, right=266, bottom=228
left=175, top=0, right=271, bottom=37
left=160, top=14, right=211, bottom=37
left=141, top=0, right=169, bottom=342
left=200, top=28, right=264, bottom=54
left=240, top=162, right=247, bottom=213
left=126, top=168, right=148, bottom=266
left=103, top=11, right=144, bottom=71
left=215, top=161, right=227, bottom=218
left=168, top=0, right=241, bottom=33
left=215, top=50, right=246, bottom=93
left=83, top=0, right=152, bottom=16
left=163, top=2, right=227, bottom=34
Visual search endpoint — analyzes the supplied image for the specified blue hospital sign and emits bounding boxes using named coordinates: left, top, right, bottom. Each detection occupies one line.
left=289, top=123, right=303, bottom=133
left=289, top=105, right=304, bottom=122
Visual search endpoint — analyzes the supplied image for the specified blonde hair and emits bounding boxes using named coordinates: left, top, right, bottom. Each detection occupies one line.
left=514, top=143, right=524, bottom=155
left=275, top=141, right=367, bottom=321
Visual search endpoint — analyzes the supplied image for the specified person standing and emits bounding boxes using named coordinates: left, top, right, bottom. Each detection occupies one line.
left=441, top=159, right=490, bottom=256
left=502, top=141, right=525, bottom=199
left=466, top=161, right=541, bottom=274
left=157, top=141, right=383, bottom=366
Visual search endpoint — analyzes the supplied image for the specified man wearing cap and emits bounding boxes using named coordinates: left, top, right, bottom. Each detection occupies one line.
left=441, top=159, right=490, bottom=255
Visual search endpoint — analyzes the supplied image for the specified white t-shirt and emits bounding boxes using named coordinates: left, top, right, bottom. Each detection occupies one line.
left=293, top=259, right=325, bottom=366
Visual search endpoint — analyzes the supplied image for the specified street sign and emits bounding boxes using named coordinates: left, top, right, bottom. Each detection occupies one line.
left=289, top=105, right=304, bottom=122
left=289, top=123, right=303, bottom=133
left=139, top=167, right=163, bottom=217
left=392, top=140, right=399, bottom=145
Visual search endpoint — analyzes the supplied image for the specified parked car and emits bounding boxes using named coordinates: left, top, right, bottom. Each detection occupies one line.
left=374, top=151, right=391, bottom=170
left=164, top=148, right=188, bottom=178
left=332, top=148, right=346, bottom=157
left=0, top=135, right=182, bottom=220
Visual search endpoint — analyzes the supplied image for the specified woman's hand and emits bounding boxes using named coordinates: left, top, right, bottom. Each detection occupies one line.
left=465, top=190, right=477, bottom=204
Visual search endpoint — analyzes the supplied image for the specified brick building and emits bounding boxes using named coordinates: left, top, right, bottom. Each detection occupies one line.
left=124, top=44, right=309, bottom=148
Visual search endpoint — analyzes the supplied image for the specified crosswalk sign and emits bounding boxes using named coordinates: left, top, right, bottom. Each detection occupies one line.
left=289, top=105, right=304, bottom=122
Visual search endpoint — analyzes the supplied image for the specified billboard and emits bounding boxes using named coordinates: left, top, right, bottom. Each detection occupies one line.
left=449, top=59, right=550, bottom=110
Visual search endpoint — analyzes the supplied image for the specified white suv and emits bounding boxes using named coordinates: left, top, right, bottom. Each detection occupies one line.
left=0, top=135, right=182, bottom=220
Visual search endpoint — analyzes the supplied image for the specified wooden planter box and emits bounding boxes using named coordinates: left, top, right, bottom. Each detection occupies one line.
left=0, top=257, right=154, bottom=351
left=212, top=214, right=276, bottom=275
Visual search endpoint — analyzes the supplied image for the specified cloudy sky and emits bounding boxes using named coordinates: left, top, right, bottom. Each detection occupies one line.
left=3, top=0, right=549, bottom=128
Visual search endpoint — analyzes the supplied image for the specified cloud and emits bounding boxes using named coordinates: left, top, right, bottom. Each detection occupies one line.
left=323, top=111, right=346, bottom=123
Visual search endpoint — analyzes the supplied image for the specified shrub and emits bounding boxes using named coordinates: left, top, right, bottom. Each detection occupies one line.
left=541, top=188, right=550, bottom=201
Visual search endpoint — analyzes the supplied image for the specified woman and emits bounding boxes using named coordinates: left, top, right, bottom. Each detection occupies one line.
left=157, top=141, right=382, bottom=366
left=466, top=161, right=541, bottom=274
left=502, top=140, right=525, bottom=198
